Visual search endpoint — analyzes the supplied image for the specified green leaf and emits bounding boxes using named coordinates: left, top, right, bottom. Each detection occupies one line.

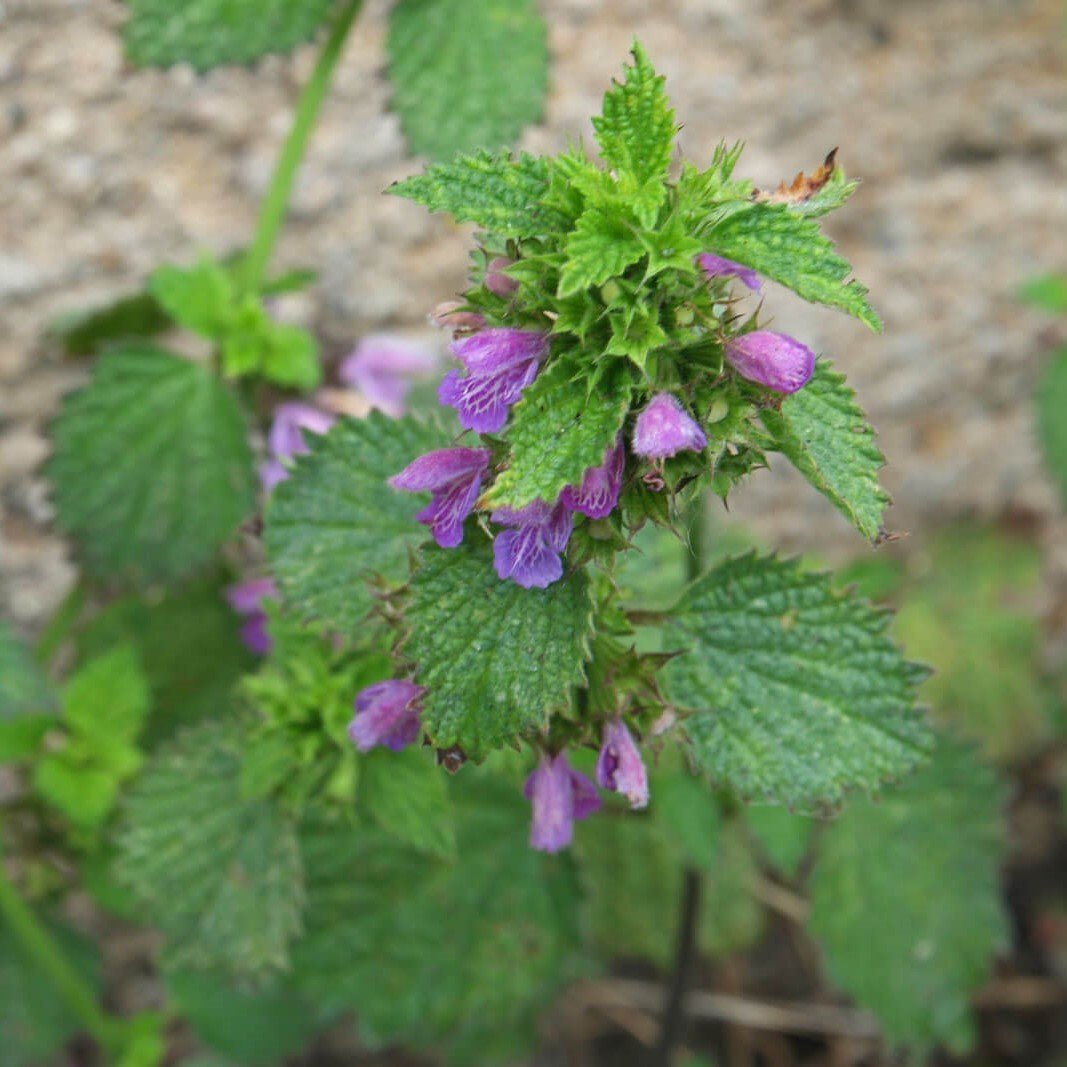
left=404, top=540, right=593, bottom=760
left=358, top=747, right=456, bottom=859
left=708, top=203, right=881, bottom=331
left=48, top=346, right=255, bottom=583
left=259, top=323, right=320, bottom=390
left=808, top=740, right=1008, bottom=1053
left=387, top=0, right=547, bottom=159
left=485, top=358, right=634, bottom=509
left=1036, top=347, right=1067, bottom=507
left=785, top=166, right=860, bottom=217
left=389, top=151, right=562, bottom=238
left=0, top=917, right=101, bottom=1067
left=558, top=209, right=646, bottom=297
left=149, top=261, right=233, bottom=339
left=663, top=553, right=933, bottom=810
left=0, top=623, right=55, bottom=761
left=743, top=806, right=814, bottom=877
left=116, top=720, right=305, bottom=979
left=265, top=413, right=448, bottom=633
left=123, top=0, right=337, bottom=70
left=51, top=290, right=171, bottom=358
left=1019, top=273, right=1067, bottom=313
left=761, top=358, right=889, bottom=541
left=292, top=773, right=584, bottom=1062
left=592, top=42, right=676, bottom=186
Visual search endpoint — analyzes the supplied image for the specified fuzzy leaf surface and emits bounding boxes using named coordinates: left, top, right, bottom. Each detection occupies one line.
left=387, top=0, right=547, bottom=159
left=265, top=413, right=448, bottom=633
left=405, top=541, right=593, bottom=759
left=809, top=741, right=1008, bottom=1052
left=663, top=554, right=933, bottom=810
left=761, top=358, right=889, bottom=540
left=558, top=209, right=646, bottom=297
left=47, top=346, right=255, bottom=583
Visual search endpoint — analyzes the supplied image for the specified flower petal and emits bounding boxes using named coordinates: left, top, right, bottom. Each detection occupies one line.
left=631, top=393, right=708, bottom=459
left=725, top=330, right=815, bottom=394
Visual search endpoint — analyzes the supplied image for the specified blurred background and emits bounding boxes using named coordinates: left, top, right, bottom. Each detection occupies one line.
left=1, top=1, right=1066, bottom=1066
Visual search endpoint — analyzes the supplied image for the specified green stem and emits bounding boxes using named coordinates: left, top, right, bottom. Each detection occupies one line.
left=685, top=493, right=707, bottom=583
left=240, top=0, right=364, bottom=292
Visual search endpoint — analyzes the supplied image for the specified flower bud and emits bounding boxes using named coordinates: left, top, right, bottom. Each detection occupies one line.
left=725, top=330, right=815, bottom=394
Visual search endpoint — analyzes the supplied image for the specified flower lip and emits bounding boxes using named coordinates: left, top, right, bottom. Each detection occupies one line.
left=348, top=679, right=425, bottom=753
left=698, top=253, right=762, bottom=293
left=595, top=718, right=650, bottom=810
left=524, top=753, right=601, bottom=853
left=491, top=501, right=573, bottom=589
left=390, top=447, right=490, bottom=549
left=631, top=393, right=708, bottom=459
left=560, top=438, right=625, bottom=520
left=724, top=330, right=815, bottom=394
left=267, top=402, right=336, bottom=461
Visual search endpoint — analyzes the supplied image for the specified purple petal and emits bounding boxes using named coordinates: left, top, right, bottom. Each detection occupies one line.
left=226, top=578, right=278, bottom=615
left=595, top=718, right=650, bottom=810
left=568, top=768, right=603, bottom=820
left=438, top=360, right=541, bottom=434
left=631, top=394, right=708, bottom=459
left=560, top=439, right=625, bottom=520
left=485, top=257, right=519, bottom=298
left=239, top=613, right=272, bottom=656
left=267, top=402, right=336, bottom=461
left=425, top=475, right=484, bottom=549
left=724, top=331, right=816, bottom=394
left=450, top=328, right=548, bottom=376
left=348, top=679, right=424, bottom=752
left=493, top=526, right=564, bottom=589
left=524, top=754, right=598, bottom=854
left=260, top=458, right=289, bottom=493
left=338, top=334, right=436, bottom=417
left=698, top=253, right=762, bottom=293
left=389, top=447, right=490, bottom=493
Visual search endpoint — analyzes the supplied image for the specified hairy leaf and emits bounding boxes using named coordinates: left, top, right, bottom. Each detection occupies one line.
left=558, top=209, right=646, bottom=298
left=265, top=413, right=448, bottom=633
left=47, top=346, right=255, bottom=583
left=1036, top=347, right=1067, bottom=507
left=404, top=540, right=593, bottom=759
left=761, top=358, right=889, bottom=540
left=387, top=0, right=547, bottom=159
left=663, top=554, right=933, bottom=810
left=809, top=740, right=1008, bottom=1052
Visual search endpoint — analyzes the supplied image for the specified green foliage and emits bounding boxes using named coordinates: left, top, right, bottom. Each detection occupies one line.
left=707, top=203, right=881, bottom=331
left=33, top=646, right=150, bottom=831
left=664, top=554, right=933, bottom=810
left=390, top=151, right=561, bottom=238
left=149, top=260, right=233, bottom=338
left=116, top=720, right=304, bottom=979
left=486, top=358, right=634, bottom=509
left=1020, top=273, right=1067, bottom=313
left=48, top=346, right=255, bottom=583
left=1036, top=347, right=1067, bottom=508
left=292, top=773, right=584, bottom=1063
left=788, top=167, right=860, bottom=217
left=0, top=918, right=101, bottom=1067
left=404, top=540, right=593, bottom=759
left=559, top=209, right=647, bottom=297
left=0, top=624, right=55, bottom=762
left=50, top=291, right=171, bottom=358
left=762, top=358, right=889, bottom=540
left=809, top=740, right=1008, bottom=1053
left=123, top=0, right=337, bottom=69
left=743, top=806, right=814, bottom=877
left=387, top=0, right=547, bottom=160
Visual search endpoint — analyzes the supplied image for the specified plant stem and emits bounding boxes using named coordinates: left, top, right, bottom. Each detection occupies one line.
left=655, top=866, right=703, bottom=1065
left=240, top=0, right=364, bottom=293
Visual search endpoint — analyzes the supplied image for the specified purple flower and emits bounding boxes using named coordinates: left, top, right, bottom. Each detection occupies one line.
left=561, top=438, right=625, bottom=520
left=725, top=330, right=815, bottom=394
left=389, top=447, right=491, bottom=549
left=438, top=329, right=548, bottom=434
left=485, top=257, right=519, bottom=298
left=338, top=334, right=436, bottom=417
left=347, top=679, right=425, bottom=752
left=492, top=501, right=573, bottom=589
left=596, top=718, right=650, bottom=810
left=698, top=253, right=762, bottom=292
left=226, top=577, right=278, bottom=656
left=631, top=393, right=707, bottom=459
left=523, top=753, right=601, bottom=853
left=260, top=402, right=336, bottom=492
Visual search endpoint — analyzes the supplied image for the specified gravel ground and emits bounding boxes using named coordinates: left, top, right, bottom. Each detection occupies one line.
left=1, top=0, right=1066, bottom=628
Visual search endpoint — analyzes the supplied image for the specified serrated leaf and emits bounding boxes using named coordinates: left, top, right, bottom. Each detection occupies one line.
left=808, top=740, right=1008, bottom=1053
left=1036, top=347, right=1067, bottom=507
left=116, top=720, right=304, bottom=979
left=663, top=553, right=933, bottom=811
left=265, top=413, right=448, bottom=633
left=390, top=151, right=563, bottom=238
left=485, top=358, right=634, bottom=509
left=0, top=623, right=55, bottom=761
left=405, top=540, right=593, bottom=759
left=123, top=0, right=337, bottom=70
left=48, top=346, right=255, bottom=583
left=761, top=358, right=889, bottom=540
left=0, top=917, right=101, bottom=1067
left=558, top=209, right=646, bottom=297
left=592, top=42, right=676, bottom=186
left=387, top=0, right=547, bottom=159
left=292, top=773, right=583, bottom=1062
left=149, top=260, right=233, bottom=339
left=708, top=203, right=881, bottom=331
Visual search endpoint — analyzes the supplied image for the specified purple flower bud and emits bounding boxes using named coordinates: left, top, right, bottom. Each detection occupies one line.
left=260, top=402, right=336, bottom=492
left=429, top=301, right=487, bottom=333
left=347, top=679, right=425, bottom=752
left=438, top=329, right=549, bottom=434
left=338, top=334, right=436, bottom=418
left=631, top=393, right=707, bottom=459
left=225, top=577, right=278, bottom=656
left=523, top=753, right=601, bottom=853
left=389, top=447, right=491, bottom=549
left=725, top=330, right=815, bottom=394
left=561, top=438, right=625, bottom=520
left=491, top=501, right=573, bottom=589
left=698, top=253, right=762, bottom=293
left=595, top=718, right=650, bottom=810
left=485, top=257, right=519, bottom=298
